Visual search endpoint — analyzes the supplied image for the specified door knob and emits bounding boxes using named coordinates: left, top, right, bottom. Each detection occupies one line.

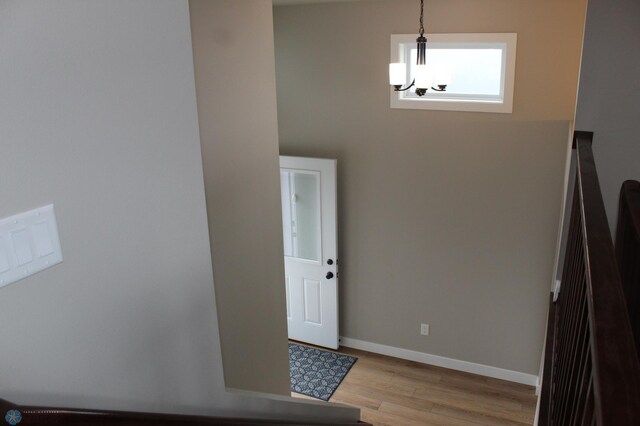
left=326, top=271, right=334, bottom=279
left=327, top=259, right=334, bottom=265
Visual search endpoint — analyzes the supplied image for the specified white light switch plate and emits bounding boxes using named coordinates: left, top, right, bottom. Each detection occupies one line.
left=0, top=205, right=63, bottom=289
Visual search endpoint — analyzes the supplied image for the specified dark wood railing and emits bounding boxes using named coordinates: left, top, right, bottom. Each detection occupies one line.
left=0, top=397, right=368, bottom=425
left=615, top=179, right=640, bottom=357
left=539, top=131, right=640, bottom=425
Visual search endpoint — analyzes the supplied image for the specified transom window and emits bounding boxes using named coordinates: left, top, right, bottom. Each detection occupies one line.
left=390, top=33, right=517, bottom=113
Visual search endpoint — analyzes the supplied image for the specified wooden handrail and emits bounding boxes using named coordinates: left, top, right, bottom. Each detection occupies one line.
left=0, top=398, right=370, bottom=425
left=617, top=180, right=640, bottom=243
left=539, top=131, right=640, bottom=425
left=615, top=180, right=640, bottom=357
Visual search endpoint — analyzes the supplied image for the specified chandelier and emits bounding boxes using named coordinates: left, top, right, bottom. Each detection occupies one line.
left=389, top=0, right=447, bottom=96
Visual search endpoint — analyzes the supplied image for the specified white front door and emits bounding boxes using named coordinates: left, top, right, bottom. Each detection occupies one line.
left=280, top=156, right=338, bottom=349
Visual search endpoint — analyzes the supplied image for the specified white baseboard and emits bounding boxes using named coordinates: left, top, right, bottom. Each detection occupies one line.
left=339, top=336, right=538, bottom=387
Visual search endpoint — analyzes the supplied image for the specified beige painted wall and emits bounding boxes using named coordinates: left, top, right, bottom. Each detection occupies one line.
left=190, top=0, right=291, bottom=395
left=274, top=0, right=586, bottom=375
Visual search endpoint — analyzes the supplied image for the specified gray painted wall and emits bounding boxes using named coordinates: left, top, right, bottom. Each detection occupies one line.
left=0, top=0, right=359, bottom=422
left=274, top=0, right=585, bottom=375
left=574, top=0, right=640, bottom=233
left=189, top=0, right=291, bottom=395
left=0, top=0, right=223, bottom=412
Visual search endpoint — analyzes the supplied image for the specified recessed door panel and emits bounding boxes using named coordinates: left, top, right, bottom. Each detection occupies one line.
left=303, top=279, right=322, bottom=325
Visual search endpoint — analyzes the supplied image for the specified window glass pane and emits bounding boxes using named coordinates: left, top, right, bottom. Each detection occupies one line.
left=408, top=47, right=503, bottom=96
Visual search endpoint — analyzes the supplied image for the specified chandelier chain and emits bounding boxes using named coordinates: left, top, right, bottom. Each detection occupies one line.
left=419, top=0, right=425, bottom=37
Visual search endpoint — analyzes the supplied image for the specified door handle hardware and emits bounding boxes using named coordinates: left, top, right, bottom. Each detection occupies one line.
left=327, top=259, right=334, bottom=265
left=326, top=272, right=334, bottom=279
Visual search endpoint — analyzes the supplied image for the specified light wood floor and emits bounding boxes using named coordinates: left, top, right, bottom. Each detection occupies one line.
left=292, top=345, right=537, bottom=426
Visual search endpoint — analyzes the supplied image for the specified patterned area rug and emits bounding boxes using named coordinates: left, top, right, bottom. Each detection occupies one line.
left=289, top=343, right=357, bottom=401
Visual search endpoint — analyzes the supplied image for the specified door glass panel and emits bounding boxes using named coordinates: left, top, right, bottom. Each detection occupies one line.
left=280, top=170, right=321, bottom=262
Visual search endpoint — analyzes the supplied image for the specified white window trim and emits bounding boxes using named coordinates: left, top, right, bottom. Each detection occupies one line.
left=390, top=33, right=517, bottom=113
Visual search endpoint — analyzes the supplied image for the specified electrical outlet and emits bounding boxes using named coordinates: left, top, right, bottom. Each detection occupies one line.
left=420, top=323, right=430, bottom=336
